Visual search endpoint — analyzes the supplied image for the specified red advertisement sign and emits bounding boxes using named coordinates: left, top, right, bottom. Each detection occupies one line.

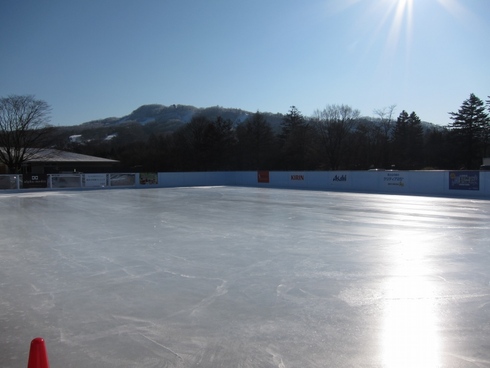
left=257, top=171, right=270, bottom=183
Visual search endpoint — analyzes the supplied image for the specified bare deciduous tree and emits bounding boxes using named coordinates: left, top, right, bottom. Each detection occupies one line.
left=0, top=95, right=53, bottom=173
left=373, top=104, right=396, bottom=137
left=312, top=104, right=360, bottom=170
left=236, top=111, right=277, bottom=170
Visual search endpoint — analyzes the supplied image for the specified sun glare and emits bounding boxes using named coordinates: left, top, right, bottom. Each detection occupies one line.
left=331, top=0, right=469, bottom=60
left=381, top=230, right=440, bottom=368
left=370, top=0, right=415, bottom=53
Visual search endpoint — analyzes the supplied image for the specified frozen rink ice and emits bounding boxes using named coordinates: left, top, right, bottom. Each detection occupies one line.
left=1, top=186, right=490, bottom=367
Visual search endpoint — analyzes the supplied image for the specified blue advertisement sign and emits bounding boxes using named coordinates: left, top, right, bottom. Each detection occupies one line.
left=449, top=171, right=480, bottom=190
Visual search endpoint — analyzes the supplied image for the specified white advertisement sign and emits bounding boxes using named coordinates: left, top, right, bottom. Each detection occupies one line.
left=84, top=174, right=107, bottom=187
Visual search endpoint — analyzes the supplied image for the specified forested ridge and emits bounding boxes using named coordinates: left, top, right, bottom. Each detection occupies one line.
left=50, top=94, right=490, bottom=172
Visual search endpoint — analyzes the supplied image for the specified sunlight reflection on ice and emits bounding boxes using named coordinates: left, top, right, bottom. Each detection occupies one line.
left=381, top=232, right=440, bottom=368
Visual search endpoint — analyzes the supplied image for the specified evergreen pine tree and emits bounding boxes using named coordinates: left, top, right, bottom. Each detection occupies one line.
left=279, top=106, right=310, bottom=170
left=392, top=110, right=409, bottom=168
left=449, top=94, right=489, bottom=169
left=392, top=111, right=424, bottom=169
left=407, top=111, right=424, bottom=168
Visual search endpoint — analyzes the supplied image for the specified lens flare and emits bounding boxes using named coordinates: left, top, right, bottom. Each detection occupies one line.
left=327, top=0, right=470, bottom=59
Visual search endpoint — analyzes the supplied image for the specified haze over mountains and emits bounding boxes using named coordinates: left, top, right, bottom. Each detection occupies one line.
left=78, top=104, right=285, bottom=131
left=60, top=103, right=439, bottom=148
left=54, top=102, right=450, bottom=172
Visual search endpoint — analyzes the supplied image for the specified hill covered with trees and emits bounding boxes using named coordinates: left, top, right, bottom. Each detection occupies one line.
left=48, top=96, right=490, bottom=172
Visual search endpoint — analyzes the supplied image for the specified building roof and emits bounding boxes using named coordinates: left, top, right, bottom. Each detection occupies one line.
left=0, top=147, right=119, bottom=164
left=25, top=149, right=119, bottom=163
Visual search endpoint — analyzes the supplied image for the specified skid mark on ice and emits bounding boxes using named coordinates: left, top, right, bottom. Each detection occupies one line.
left=267, top=347, right=286, bottom=368
left=111, top=269, right=162, bottom=283
left=446, top=353, right=490, bottom=367
left=337, top=287, right=383, bottom=307
left=158, top=268, right=229, bottom=318
left=190, top=279, right=228, bottom=317
left=30, top=283, right=41, bottom=293
left=112, top=314, right=159, bottom=328
left=92, top=257, right=166, bottom=285
left=95, top=234, right=139, bottom=242
left=276, top=281, right=316, bottom=302
left=167, top=254, right=189, bottom=262
left=161, top=269, right=201, bottom=279
left=64, top=314, right=160, bottom=345
left=138, top=333, right=184, bottom=362
left=58, top=327, right=66, bottom=343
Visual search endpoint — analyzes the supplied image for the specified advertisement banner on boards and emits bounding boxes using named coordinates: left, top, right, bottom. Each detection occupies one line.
left=109, top=173, right=136, bottom=187
left=84, top=174, right=107, bottom=187
left=290, top=173, right=305, bottom=181
left=257, top=171, right=270, bottom=183
left=382, top=172, right=406, bottom=188
left=22, top=174, right=47, bottom=189
left=140, top=172, right=158, bottom=185
left=449, top=171, right=479, bottom=190
left=331, top=173, right=348, bottom=187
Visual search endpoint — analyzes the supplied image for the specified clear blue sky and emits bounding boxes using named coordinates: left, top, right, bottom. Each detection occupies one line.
left=1, top=0, right=489, bottom=126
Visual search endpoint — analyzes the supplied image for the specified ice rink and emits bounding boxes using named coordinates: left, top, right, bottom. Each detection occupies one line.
left=1, top=186, right=490, bottom=368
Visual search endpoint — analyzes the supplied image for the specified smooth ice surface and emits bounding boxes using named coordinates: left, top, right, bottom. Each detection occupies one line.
left=1, top=187, right=490, bottom=368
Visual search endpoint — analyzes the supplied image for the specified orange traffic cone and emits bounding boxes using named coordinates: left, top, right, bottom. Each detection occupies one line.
left=27, top=337, right=50, bottom=368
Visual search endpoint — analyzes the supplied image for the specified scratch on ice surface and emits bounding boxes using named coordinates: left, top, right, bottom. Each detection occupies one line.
left=139, top=333, right=184, bottom=361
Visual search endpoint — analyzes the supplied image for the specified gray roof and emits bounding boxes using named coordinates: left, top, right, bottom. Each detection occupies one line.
left=24, top=149, right=119, bottom=163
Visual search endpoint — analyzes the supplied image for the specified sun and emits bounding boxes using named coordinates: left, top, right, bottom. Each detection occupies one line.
left=334, top=0, right=469, bottom=51
left=385, top=0, right=414, bottom=49
left=381, top=0, right=475, bottom=56
left=324, top=0, right=474, bottom=78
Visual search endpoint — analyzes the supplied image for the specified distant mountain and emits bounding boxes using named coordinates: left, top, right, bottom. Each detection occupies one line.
left=79, top=104, right=284, bottom=130
left=62, top=104, right=441, bottom=146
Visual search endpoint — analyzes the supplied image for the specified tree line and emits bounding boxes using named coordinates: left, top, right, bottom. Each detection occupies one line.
left=1, top=93, right=490, bottom=173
